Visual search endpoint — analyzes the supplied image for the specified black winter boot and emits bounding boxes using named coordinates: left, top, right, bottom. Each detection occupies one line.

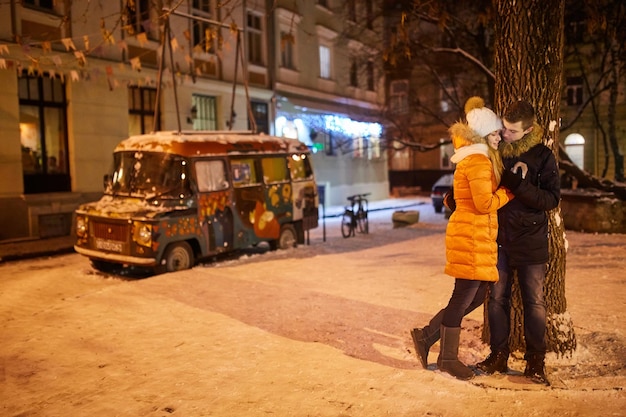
left=524, top=354, right=550, bottom=386
left=410, top=326, right=440, bottom=369
left=476, top=350, right=509, bottom=374
left=437, top=325, right=475, bottom=381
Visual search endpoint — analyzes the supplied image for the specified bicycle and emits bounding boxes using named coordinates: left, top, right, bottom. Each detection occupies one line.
left=341, top=193, right=370, bottom=238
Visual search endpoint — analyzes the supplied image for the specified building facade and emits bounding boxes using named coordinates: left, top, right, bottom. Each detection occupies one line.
left=559, top=3, right=626, bottom=183
left=0, top=0, right=388, bottom=241
left=382, top=1, right=482, bottom=193
left=269, top=0, right=388, bottom=206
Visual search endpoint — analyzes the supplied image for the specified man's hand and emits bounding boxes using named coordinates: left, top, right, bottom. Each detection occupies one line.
left=512, top=161, right=528, bottom=179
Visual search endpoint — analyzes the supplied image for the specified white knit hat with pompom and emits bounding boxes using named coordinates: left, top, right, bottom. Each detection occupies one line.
left=464, top=96, right=502, bottom=138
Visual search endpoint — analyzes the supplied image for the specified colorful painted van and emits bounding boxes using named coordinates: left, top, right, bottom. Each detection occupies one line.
left=74, top=131, right=319, bottom=273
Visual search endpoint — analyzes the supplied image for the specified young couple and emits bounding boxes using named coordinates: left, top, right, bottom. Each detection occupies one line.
left=410, top=97, right=560, bottom=385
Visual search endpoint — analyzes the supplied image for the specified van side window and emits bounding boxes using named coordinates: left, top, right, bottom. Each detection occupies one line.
left=196, top=160, right=229, bottom=192
left=288, top=154, right=314, bottom=180
left=262, top=157, right=289, bottom=184
left=231, top=158, right=259, bottom=187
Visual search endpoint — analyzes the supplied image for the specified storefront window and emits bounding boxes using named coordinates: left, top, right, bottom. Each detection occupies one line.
left=19, top=72, right=70, bottom=193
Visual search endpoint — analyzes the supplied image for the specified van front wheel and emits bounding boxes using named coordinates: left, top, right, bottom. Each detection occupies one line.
left=91, top=259, right=120, bottom=273
left=162, top=241, right=194, bottom=272
left=271, top=224, right=297, bottom=250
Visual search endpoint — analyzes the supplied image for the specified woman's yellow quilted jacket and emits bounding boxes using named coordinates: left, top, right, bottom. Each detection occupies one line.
left=444, top=123, right=512, bottom=281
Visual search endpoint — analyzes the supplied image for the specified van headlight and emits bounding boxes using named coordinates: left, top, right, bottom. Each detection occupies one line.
left=133, top=222, right=152, bottom=247
left=76, top=216, right=88, bottom=237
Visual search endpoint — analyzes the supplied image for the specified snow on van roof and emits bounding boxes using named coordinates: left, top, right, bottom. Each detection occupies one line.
left=114, top=131, right=310, bottom=156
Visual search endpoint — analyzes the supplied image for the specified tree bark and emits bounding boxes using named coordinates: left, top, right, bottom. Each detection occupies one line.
left=483, top=0, right=576, bottom=356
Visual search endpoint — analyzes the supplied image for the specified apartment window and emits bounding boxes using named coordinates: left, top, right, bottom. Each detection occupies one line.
left=440, top=138, right=454, bottom=169
left=24, top=0, right=54, bottom=10
left=440, top=80, right=455, bottom=112
left=368, top=136, right=381, bottom=159
left=349, top=59, right=358, bottom=87
left=278, top=9, right=301, bottom=70
left=19, top=72, right=70, bottom=194
left=193, top=0, right=215, bottom=53
left=319, top=45, right=331, bottom=79
left=317, top=25, right=337, bottom=79
left=250, top=101, right=269, bottom=134
left=247, top=12, right=264, bottom=65
left=192, top=94, right=217, bottom=130
left=193, top=0, right=211, bottom=9
left=389, top=79, right=409, bottom=114
left=566, top=76, right=583, bottom=106
left=128, top=86, right=159, bottom=135
left=280, top=31, right=296, bottom=70
left=564, top=133, right=585, bottom=168
left=125, top=0, right=153, bottom=38
left=565, top=18, right=587, bottom=45
left=366, top=61, right=375, bottom=91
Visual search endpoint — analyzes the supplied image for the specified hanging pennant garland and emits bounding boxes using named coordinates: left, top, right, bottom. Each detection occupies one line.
left=0, top=5, right=240, bottom=90
left=61, top=38, right=76, bottom=51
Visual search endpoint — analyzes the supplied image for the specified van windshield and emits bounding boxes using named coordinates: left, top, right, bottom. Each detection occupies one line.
left=106, top=151, right=191, bottom=199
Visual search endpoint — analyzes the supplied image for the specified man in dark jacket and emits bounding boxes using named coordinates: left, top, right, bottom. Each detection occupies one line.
left=476, top=100, right=560, bottom=385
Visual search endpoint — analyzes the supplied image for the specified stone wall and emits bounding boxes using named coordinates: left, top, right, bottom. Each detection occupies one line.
left=560, top=190, right=626, bottom=234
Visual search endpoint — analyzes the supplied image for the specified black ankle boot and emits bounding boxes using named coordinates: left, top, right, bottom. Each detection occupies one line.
left=476, top=351, right=508, bottom=374
left=410, top=324, right=441, bottom=369
left=524, top=354, right=550, bottom=386
left=410, top=328, right=428, bottom=369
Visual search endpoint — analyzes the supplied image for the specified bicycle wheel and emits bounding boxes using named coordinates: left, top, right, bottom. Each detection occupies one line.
left=356, top=208, right=368, bottom=234
left=341, top=210, right=354, bottom=238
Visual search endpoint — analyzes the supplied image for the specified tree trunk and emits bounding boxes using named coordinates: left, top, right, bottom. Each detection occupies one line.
left=608, top=30, right=624, bottom=182
left=483, top=0, right=576, bottom=356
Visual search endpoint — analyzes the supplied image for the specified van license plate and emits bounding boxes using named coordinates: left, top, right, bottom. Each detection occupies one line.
left=95, top=239, right=123, bottom=253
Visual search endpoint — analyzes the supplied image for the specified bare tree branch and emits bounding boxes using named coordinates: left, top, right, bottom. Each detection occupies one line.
left=431, top=47, right=495, bottom=79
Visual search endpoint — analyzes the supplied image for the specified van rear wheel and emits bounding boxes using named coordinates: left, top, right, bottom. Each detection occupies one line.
left=162, top=241, right=194, bottom=272
left=271, top=224, right=297, bottom=250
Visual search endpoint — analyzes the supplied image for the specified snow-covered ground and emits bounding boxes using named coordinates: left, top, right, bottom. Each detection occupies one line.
left=1, top=197, right=624, bottom=416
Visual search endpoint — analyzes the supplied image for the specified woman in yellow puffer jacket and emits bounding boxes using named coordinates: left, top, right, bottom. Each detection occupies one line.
left=410, top=97, right=513, bottom=381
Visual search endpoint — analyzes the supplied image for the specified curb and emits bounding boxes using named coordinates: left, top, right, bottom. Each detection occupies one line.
left=0, top=200, right=427, bottom=263
left=0, top=246, right=76, bottom=263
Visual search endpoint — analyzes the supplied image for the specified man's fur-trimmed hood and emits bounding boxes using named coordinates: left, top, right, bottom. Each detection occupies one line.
left=500, top=122, right=544, bottom=158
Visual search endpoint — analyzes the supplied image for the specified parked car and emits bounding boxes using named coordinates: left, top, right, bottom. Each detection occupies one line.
left=431, top=173, right=453, bottom=213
